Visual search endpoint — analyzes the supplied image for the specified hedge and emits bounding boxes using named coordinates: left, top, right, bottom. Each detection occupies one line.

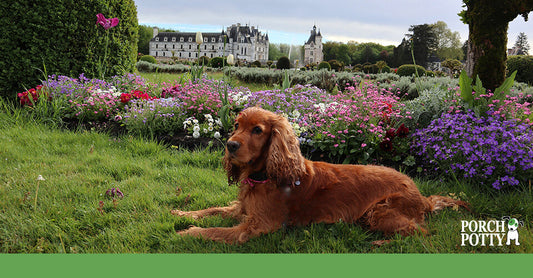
left=0, top=0, right=138, bottom=99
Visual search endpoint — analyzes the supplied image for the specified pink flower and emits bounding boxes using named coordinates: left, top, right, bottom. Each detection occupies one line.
left=361, top=143, right=367, bottom=148
left=96, top=13, right=119, bottom=30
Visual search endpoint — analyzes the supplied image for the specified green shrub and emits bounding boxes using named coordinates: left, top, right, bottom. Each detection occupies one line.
left=397, top=64, right=426, bottom=77
left=209, top=57, right=225, bottom=68
left=251, top=60, right=262, bottom=68
left=328, top=60, right=343, bottom=71
left=139, top=55, right=157, bottom=64
left=0, top=0, right=138, bottom=100
left=276, top=56, right=291, bottom=69
left=318, top=61, right=331, bottom=71
left=506, top=55, right=533, bottom=84
left=198, top=56, right=210, bottom=66
left=381, top=65, right=391, bottom=73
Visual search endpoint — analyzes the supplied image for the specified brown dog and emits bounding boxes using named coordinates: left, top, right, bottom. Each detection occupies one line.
left=172, top=107, right=467, bottom=243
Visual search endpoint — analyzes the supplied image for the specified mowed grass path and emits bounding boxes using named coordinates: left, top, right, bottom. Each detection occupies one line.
left=1, top=114, right=532, bottom=253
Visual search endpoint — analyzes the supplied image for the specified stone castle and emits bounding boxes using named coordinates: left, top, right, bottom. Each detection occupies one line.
left=149, top=23, right=323, bottom=65
left=149, top=23, right=269, bottom=63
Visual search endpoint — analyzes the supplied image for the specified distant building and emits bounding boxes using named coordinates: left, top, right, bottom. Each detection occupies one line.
left=508, top=46, right=526, bottom=56
left=303, top=25, right=323, bottom=65
left=149, top=23, right=269, bottom=63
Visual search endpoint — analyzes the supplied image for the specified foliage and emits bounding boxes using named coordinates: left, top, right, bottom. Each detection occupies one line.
left=506, top=55, right=533, bottom=84
left=412, top=111, right=533, bottom=190
left=328, top=60, right=343, bottom=72
left=458, top=69, right=521, bottom=118
left=136, top=61, right=191, bottom=73
left=406, top=24, right=438, bottom=68
left=139, top=55, right=157, bottom=64
left=397, top=64, right=426, bottom=77
left=514, top=32, right=530, bottom=55
left=318, top=61, right=331, bottom=71
left=209, top=57, right=226, bottom=68
left=431, top=21, right=464, bottom=61
left=137, top=24, right=153, bottom=55
left=276, top=56, right=291, bottom=70
left=0, top=0, right=138, bottom=99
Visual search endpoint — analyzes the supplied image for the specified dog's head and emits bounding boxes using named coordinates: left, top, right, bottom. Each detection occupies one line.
left=223, top=107, right=306, bottom=186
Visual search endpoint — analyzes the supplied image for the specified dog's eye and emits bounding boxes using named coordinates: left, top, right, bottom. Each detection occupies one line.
left=252, top=126, right=262, bottom=134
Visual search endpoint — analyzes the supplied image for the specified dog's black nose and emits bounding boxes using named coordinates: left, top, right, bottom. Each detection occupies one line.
left=226, top=141, right=241, bottom=153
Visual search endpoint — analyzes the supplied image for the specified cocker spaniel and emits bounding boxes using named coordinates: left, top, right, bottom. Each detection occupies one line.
left=172, top=107, right=468, bottom=244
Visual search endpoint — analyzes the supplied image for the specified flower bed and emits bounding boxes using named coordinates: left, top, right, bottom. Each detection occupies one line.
left=16, top=72, right=533, bottom=190
left=412, top=111, right=533, bottom=189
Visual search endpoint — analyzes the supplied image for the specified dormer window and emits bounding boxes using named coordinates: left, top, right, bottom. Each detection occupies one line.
left=180, top=37, right=184, bottom=42
left=164, top=37, right=168, bottom=42
left=212, top=38, right=216, bottom=43
left=172, top=37, right=176, bottom=42
left=204, top=37, right=208, bottom=43
left=155, top=37, right=159, bottom=41
left=188, top=37, right=192, bottom=42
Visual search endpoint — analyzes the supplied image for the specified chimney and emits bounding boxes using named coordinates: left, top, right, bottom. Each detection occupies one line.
left=153, top=27, right=159, bottom=38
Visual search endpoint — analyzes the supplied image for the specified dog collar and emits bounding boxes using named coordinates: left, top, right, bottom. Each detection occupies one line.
left=243, top=172, right=269, bottom=188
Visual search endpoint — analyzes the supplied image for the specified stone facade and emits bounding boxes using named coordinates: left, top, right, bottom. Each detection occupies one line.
left=303, top=25, right=323, bottom=65
left=149, top=23, right=269, bottom=63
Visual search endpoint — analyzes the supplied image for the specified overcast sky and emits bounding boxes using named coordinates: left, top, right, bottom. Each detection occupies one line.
left=136, top=0, right=532, bottom=47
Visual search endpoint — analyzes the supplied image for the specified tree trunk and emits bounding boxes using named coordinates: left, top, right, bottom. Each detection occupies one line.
left=465, top=20, right=508, bottom=92
left=463, top=0, right=533, bottom=92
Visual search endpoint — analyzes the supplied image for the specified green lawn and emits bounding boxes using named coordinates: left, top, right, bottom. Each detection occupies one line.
left=1, top=109, right=531, bottom=253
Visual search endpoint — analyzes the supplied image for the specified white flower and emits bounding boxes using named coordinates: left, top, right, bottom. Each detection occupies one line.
left=193, top=125, right=200, bottom=132
left=196, top=32, right=203, bottom=45
left=208, top=126, right=213, bottom=132
left=193, top=131, right=200, bottom=138
left=215, top=119, right=222, bottom=126
left=192, top=119, right=199, bottom=125
left=203, top=128, right=208, bottom=133
left=37, top=175, right=45, bottom=181
left=292, top=109, right=301, bottom=118
left=87, top=97, right=94, bottom=102
left=214, top=132, right=221, bottom=139
left=227, top=54, right=235, bottom=65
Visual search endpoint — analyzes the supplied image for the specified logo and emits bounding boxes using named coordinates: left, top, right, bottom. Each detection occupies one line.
left=460, top=216, right=524, bottom=247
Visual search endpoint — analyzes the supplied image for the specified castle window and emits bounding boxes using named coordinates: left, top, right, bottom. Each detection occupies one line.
left=164, top=37, right=168, bottom=42
left=188, top=37, right=192, bottom=42
left=180, top=37, right=184, bottom=42
left=204, top=37, right=208, bottom=43
left=172, top=37, right=176, bottom=42
left=155, top=37, right=159, bottom=41
left=212, top=38, right=216, bottom=43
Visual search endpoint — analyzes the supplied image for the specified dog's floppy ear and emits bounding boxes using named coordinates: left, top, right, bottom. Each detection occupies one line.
left=266, top=114, right=306, bottom=186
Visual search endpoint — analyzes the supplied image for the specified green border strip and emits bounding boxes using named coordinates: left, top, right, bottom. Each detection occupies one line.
left=1, top=254, right=531, bottom=277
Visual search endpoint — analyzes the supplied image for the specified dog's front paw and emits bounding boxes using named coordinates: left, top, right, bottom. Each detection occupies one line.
left=171, top=209, right=199, bottom=219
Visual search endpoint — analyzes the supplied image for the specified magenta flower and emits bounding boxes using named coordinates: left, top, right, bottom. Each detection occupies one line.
left=96, top=13, right=119, bottom=30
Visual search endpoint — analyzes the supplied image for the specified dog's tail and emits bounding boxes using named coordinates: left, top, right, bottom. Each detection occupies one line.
left=426, top=195, right=470, bottom=213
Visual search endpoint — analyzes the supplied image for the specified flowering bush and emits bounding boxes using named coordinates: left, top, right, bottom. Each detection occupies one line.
left=120, top=98, right=186, bottom=137
left=161, top=78, right=227, bottom=119
left=412, top=111, right=533, bottom=189
left=244, top=83, right=412, bottom=164
left=17, top=85, right=47, bottom=106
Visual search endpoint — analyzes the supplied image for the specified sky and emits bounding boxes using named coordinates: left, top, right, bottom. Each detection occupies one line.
left=135, top=0, right=533, bottom=48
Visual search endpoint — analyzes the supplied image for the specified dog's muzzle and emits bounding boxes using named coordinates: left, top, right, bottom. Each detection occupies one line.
left=226, top=140, right=241, bottom=154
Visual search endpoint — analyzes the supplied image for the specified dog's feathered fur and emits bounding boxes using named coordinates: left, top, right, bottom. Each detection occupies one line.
left=172, top=107, right=468, bottom=243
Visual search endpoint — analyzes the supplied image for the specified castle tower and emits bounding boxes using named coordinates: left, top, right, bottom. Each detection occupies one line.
left=304, top=25, right=323, bottom=65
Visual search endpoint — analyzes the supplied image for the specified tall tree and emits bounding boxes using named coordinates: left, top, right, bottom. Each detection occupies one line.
left=514, top=32, right=530, bottom=54
left=432, top=21, right=464, bottom=61
left=460, top=0, right=533, bottom=91
left=407, top=24, right=438, bottom=68
left=138, top=25, right=153, bottom=55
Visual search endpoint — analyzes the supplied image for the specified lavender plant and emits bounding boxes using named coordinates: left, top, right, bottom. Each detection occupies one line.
left=412, top=110, right=533, bottom=189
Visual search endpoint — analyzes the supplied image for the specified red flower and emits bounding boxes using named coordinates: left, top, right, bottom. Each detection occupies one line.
left=386, top=128, right=396, bottom=139
left=396, top=124, right=409, bottom=138
left=379, top=138, right=393, bottom=152
left=120, top=93, right=132, bottom=103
